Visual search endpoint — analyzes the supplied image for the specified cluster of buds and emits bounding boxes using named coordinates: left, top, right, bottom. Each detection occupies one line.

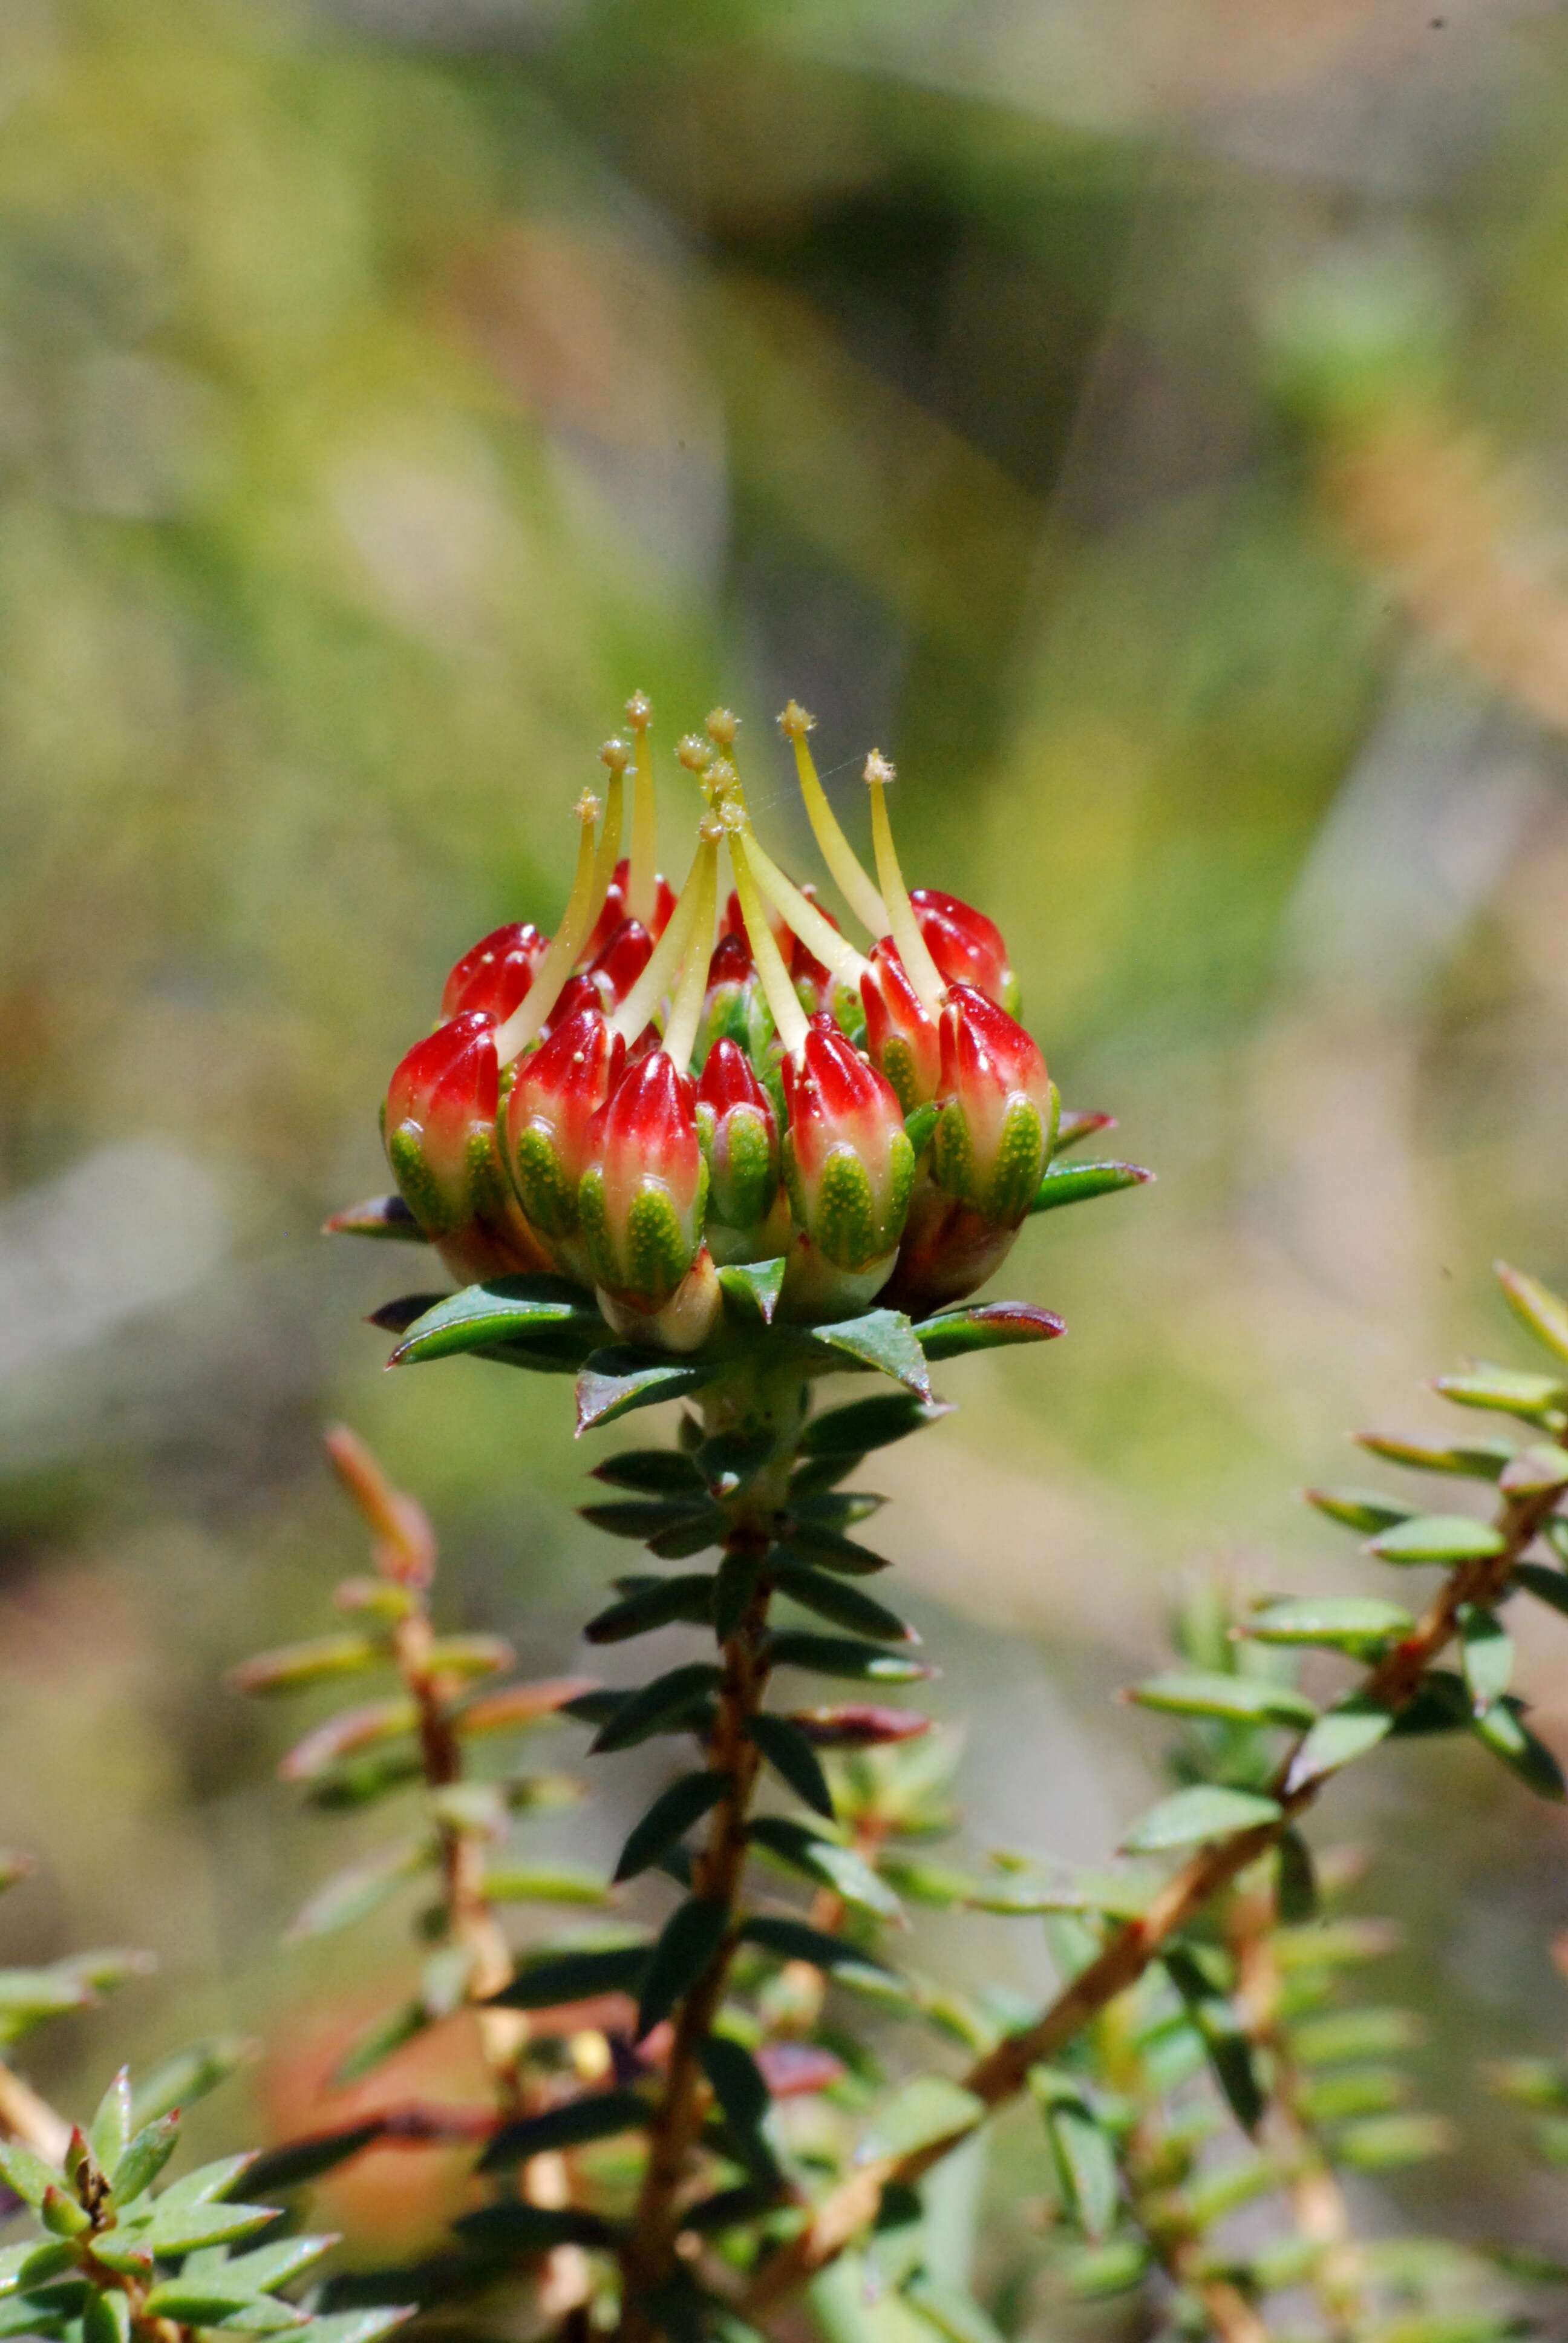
left=380, top=695, right=1057, bottom=1348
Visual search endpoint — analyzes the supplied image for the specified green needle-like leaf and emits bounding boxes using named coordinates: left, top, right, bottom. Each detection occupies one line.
left=1126, top=1672, right=1315, bottom=1727
left=577, top=1351, right=715, bottom=1432
left=766, top=1631, right=933, bottom=1685
left=773, top=1562, right=915, bottom=1643
left=1369, top=1515, right=1506, bottom=1566
left=912, top=1302, right=1065, bottom=1360
left=745, top=1713, right=835, bottom=1818
left=589, top=1663, right=724, bottom=1752
left=637, top=1896, right=730, bottom=2039
left=1119, top=1785, right=1281, bottom=1853
left=1246, top=1596, right=1413, bottom=1650
left=1028, top=1161, right=1152, bottom=1216
left=480, top=2089, right=650, bottom=2171
left=615, top=1772, right=728, bottom=1883
left=809, top=1311, right=932, bottom=1397
left=385, top=1276, right=596, bottom=1366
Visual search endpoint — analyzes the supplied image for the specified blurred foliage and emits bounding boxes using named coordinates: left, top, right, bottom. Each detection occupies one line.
left=4, top=0, right=1568, bottom=2277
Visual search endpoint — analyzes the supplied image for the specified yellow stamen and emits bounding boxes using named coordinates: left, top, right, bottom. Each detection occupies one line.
left=722, top=805, right=809, bottom=1059
left=494, top=793, right=604, bottom=1064
left=661, top=827, right=721, bottom=1073
left=706, top=706, right=739, bottom=753
left=737, top=823, right=869, bottom=992
left=779, top=700, right=887, bottom=937
left=864, top=750, right=945, bottom=1015
left=589, top=739, right=629, bottom=909
left=702, top=731, right=868, bottom=992
left=625, top=690, right=658, bottom=926
left=610, top=822, right=720, bottom=1047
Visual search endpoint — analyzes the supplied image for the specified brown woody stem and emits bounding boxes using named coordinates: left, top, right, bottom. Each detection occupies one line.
left=741, top=1480, right=1560, bottom=2312
left=617, top=1376, right=803, bottom=2343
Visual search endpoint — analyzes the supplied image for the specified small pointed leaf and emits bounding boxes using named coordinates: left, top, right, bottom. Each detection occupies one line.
left=584, top=1575, right=714, bottom=1643
left=489, top=1941, right=649, bottom=2010
left=589, top=1663, right=723, bottom=1754
left=774, top=1564, right=915, bottom=1644
left=802, top=1395, right=952, bottom=1458
left=637, top=1897, right=730, bottom=2039
left=323, top=1194, right=427, bottom=1243
left=745, top=1713, right=835, bottom=1818
left=1496, top=1261, right=1568, bottom=1366
left=1284, top=1696, right=1394, bottom=1791
left=1246, top=1596, right=1412, bottom=1650
left=577, top=1350, right=714, bottom=1432
left=386, top=1276, right=593, bottom=1366
left=479, top=2089, right=649, bottom=2171
left=1433, top=1364, right=1568, bottom=1420
left=716, top=1259, right=786, bottom=1324
left=1127, top=1672, right=1315, bottom=1727
left=1472, top=1700, right=1567, bottom=1800
left=1119, top=1786, right=1281, bottom=1854
left=748, top=1817, right=903, bottom=1918
left=912, top=1302, right=1065, bottom=1360
left=810, top=1311, right=932, bottom=1397
left=1370, top=1516, right=1505, bottom=1566
left=1028, top=1161, right=1152, bottom=1216
left=1306, top=1488, right=1414, bottom=1534
left=615, top=1773, right=728, bottom=1883
left=1460, top=1605, right=1514, bottom=1706
left=766, top=1631, right=933, bottom=1685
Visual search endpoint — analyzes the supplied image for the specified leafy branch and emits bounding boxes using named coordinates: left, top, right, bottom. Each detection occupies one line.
left=740, top=1260, right=1568, bottom=2312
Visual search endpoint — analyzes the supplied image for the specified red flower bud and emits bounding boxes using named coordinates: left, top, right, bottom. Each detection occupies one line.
left=586, top=917, right=655, bottom=1009
left=782, top=1018, right=914, bottom=1302
left=693, top=934, right=776, bottom=1070
left=440, top=923, right=548, bottom=1023
left=912, top=888, right=1018, bottom=1012
left=578, top=1050, right=707, bottom=1310
left=860, top=940, right=941, bottom=1113
left=502, top=1006, right=625, bottom=1254
left=582, top=859, right=676, bottom=964
left=384, top=1014, right=547, bottom=1280
left=932, top=984, right=1054, bottom=1227
left=696, top=1038, right=783, bottom=1247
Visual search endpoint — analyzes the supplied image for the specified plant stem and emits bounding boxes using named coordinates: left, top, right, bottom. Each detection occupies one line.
left=618, top=1375, right=803, bottom=2341
left=0, top=2062, right=70, bottom=2164
left=1229, top=1884, right=1362, bottom=2335
left=741, top=1480, right=1561, bottom=2311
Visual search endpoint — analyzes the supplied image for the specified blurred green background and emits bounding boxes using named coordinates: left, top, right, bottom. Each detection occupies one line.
left=4, top=0, right=1568, bottom=2273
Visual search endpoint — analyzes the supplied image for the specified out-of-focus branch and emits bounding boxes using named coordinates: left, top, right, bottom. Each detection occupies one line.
left=742, top=1478, right=1561, bottom=2311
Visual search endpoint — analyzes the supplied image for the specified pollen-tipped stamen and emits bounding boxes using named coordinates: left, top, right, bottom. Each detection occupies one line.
left=779, top=700, right=887, bottom=937
left=660, top=826, right=721, bottom=1072
left=705, top=749, right=869, bottom=994
left=494, top=791, right=605, bottom=1064
left=625, top=690, right=658, bottom=926
left=722, top=803, right=809, bottom=1059
left=610, top=823, right=720, bottom=1047
left=864, top=751, right=946, bottom=1016
left=589, top=738, right=629, bottom=908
